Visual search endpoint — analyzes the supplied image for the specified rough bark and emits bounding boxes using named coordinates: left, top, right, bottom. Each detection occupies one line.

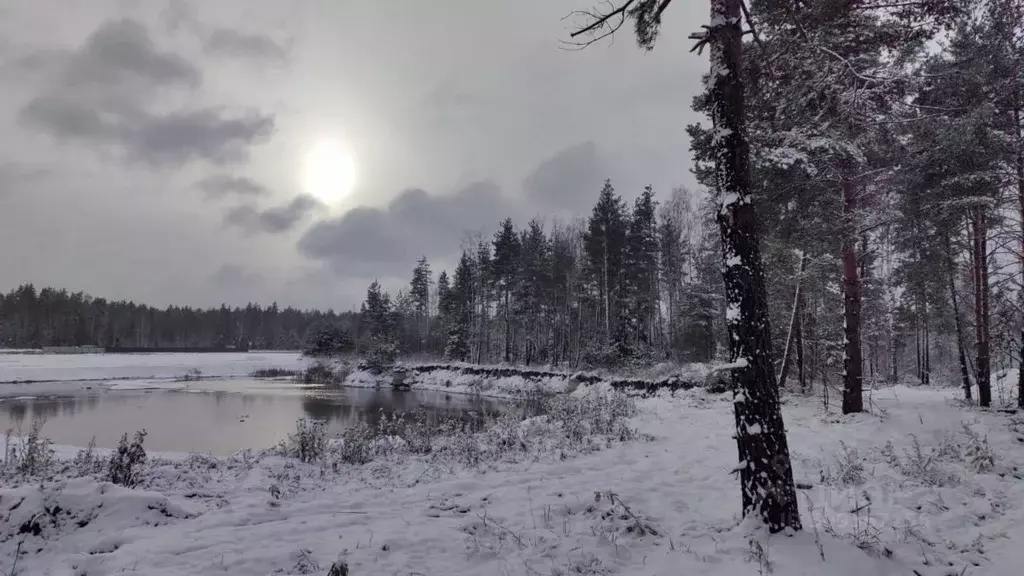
left=972, top=211, right=992, bottom=407
left=778, top=251, right=808, bottom=389
left=841, top=178, right=864, bottom=413
left=708, top=0, right=801, bottom=533
left=945, top=234, right=973, bottom=400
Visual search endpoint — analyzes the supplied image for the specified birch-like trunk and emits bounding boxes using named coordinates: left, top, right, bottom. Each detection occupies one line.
left=777, top=251, right=807, bottom=389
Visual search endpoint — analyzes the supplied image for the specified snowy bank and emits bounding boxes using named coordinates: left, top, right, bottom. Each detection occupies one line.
left=342, top=361, right=713, bottom=398
left=1, top=385, right=1023, bottom=575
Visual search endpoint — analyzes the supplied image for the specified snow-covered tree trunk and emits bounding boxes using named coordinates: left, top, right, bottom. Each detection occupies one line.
left=707, top=0, right=800, bottom=533
left=945, top=234, right=972, bottom=401
left=841, top=178, right=864, bottom=413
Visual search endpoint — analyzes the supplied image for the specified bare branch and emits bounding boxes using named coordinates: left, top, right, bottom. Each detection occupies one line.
left=563, top=0, right=636, bottom=49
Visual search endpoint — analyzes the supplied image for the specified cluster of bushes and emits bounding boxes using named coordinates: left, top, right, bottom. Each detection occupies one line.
left=3, top=422, right=148, bottom=488
left=278, top=386, right=642, bottom=469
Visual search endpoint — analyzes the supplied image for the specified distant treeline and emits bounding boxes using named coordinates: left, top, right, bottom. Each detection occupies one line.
left=0, top=284, right=356, bottom=350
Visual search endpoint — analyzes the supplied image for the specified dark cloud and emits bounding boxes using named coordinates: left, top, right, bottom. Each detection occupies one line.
left=196, top=174, right=271, bottom=199
left=61, top=19, right=201, bottom=89
left=523, top=141, right=613, bottom=214
left=225, top=194, right=325, bottom=235
left=203, top=28, right=288, bottom=62
left=126, top=108, right=274, bottom=166
left=17, top=18, right=273, bottom=168
left=298, top=181, right=520, bottom=277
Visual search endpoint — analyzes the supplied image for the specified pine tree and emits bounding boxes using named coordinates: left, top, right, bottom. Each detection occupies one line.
left=361, top=280, right=398, bottom=372
left=409, top=256, right=433, bottom=354
left=445, top=251, right=476, bottom=361
left=583, top=179, right=628, bottom=350
left=515, top=219, right=552, bottom=364
left=492, top=218, right=521, bottom=363
left=624, top=186, right=660, bottom=354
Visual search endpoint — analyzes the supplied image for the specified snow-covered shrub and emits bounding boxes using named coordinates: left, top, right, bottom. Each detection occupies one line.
left=541, top=387, right=637, bottom=445
left=894, top=435, right=959, bottom=487
left=107, top=430, right=147, bottom=487
left=284, top=419, right=328, bottom=463
left=72, top=437, right=103, bottom=477
left=822, top=441, right=866, bottom=486
left=960, top=423, right=995, bottom=473
left=4, top=420, right=56, bottom=478
left=400, top=410, right=436, bottom=455
left=337, top=421, right=376, bottom=465
left=302, top=360, right=337, bottom=383
left=436, top=420, right=484, bottom=467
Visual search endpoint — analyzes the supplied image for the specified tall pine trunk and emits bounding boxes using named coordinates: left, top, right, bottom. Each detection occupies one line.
left=945, top=234, right=973, bottom=400
left=972, top=211, right=992, bottom=407
left=707, top=0, right=801, bottom=533
left=841, top=178, right=864, bottom=413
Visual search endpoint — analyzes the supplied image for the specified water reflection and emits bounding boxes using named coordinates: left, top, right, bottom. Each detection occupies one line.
left=0, top=380, right=511, bottom=455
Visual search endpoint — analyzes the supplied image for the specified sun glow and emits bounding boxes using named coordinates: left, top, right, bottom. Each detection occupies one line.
left=302, top=139, right=357, bottom=204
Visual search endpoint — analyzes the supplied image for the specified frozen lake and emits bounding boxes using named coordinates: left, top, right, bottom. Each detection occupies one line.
left=0, top=351, right=307, bottom=383
left=0, top=378, right=505, bottom=455
left=0, top=352, right=506, bottom=454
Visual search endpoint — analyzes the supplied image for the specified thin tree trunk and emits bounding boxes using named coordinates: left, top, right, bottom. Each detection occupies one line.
left=842, top=178, right=864, bottom=413
left=946, top=234, right=973, bottom=400
left=923, top=300, right=930, bottom=386
left=973, top=211, right=992, bottom=407
left=1015, top=103, right=1024, bottom=409
left=796, top=305, right=806, bottom=393
left=778, top=251, right=807, bottom=389
left=708, top=0, right=800, bottom=533
left=916, top=322, right=921, bottom=382
left=503, top=290, right=511, bottom=363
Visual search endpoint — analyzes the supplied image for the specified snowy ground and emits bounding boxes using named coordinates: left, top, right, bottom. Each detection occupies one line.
left=0, top=352, right=305, bottom=384
left=1, top=384, right=1021, bottom=575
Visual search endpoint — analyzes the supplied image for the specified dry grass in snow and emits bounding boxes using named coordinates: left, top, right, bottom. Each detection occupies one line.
left=0, top=384, right=1022, bottom=575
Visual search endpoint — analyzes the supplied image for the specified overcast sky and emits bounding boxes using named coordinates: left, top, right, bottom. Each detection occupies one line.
left=0, top=0, right=707, bottom=311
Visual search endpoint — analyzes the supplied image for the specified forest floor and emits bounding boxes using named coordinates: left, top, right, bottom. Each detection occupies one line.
left=0, top=382, right=1022, bottom=576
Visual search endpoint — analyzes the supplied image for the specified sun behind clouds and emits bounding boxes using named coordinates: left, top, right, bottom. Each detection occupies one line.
left=301, top=138, right=357, bottom=205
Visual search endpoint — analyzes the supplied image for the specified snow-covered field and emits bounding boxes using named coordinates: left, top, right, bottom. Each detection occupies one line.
left=1, top=384, right=1021, bottom=575
left=0, top=352, right=305, bottom=383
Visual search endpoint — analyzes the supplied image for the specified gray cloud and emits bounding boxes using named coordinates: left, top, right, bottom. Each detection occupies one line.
left=17, top=18, right=273, bottom=168
left=523, top=141, right=614, bottom=214
left=296, top=142, right=634, bottom=280
left=196, top=174, right=271, bottom=199
left=225, top=194, right=325, bottom=235
left=203, top=28, right=288, bottom=62
left=298, top=180, right=520, bottom=278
